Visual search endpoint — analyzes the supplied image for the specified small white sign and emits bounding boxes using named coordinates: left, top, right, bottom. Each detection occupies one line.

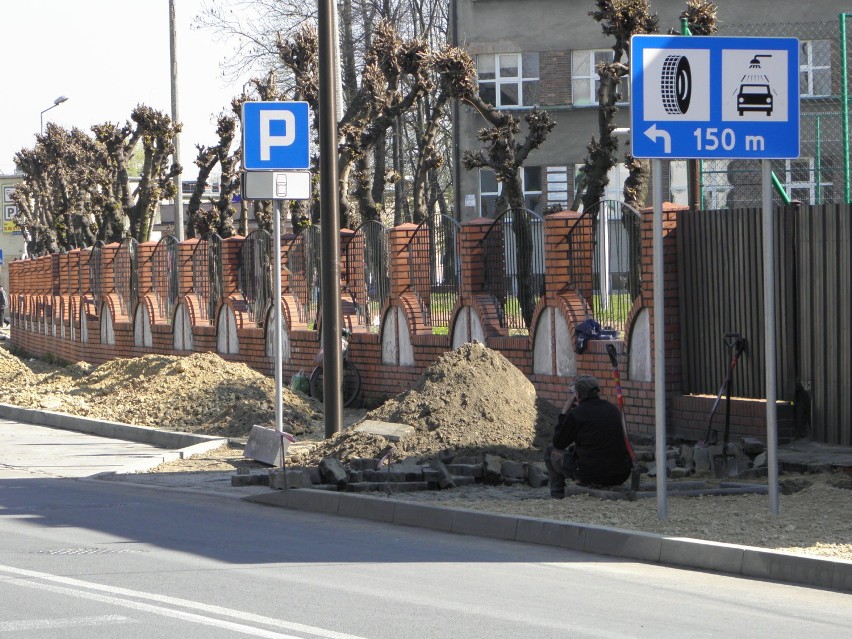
left=243, top=171, right=311, bottom=200
left=464, top=194, right=476, bottom=207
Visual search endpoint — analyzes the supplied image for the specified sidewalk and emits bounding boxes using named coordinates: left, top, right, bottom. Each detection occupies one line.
left=2, top=401, right=850, bottom=593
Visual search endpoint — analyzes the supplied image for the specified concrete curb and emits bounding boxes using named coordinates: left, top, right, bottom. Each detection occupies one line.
left=0, top=402, right=228, bottom=462
left=244, top=488, right=852, bottom=592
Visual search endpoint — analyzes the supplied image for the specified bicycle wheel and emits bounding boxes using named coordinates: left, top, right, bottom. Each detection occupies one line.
left=309, top=365, right=324, bottom=403
left=342, top=361, right=362, bottom=408
left=309, top=362, right=361, bottom=407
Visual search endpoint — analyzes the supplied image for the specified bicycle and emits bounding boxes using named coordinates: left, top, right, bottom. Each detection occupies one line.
left=309, top=328, right=362, bottom=408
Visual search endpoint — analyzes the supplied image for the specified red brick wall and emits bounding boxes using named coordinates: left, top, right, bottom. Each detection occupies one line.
left=7, top=210, right=794, bottom=445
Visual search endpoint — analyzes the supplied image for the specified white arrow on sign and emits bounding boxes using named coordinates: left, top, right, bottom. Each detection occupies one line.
left=644, top=124, right=671, bottom=154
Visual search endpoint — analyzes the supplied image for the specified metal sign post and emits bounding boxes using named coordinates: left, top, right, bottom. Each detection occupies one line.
left=631, top=35, right=799, bottom=518
left=651, top=158, right=667, bottom=519
left=241, top=101, right=312, bottom=438
left=763, top=160, right=780, bottom=515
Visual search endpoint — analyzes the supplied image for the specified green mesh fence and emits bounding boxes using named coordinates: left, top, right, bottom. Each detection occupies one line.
left=697, top=20, right=851, bottom=207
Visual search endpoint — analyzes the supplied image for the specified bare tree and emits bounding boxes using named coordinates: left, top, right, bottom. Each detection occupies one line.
left=12, top=105, right=180, bottom=254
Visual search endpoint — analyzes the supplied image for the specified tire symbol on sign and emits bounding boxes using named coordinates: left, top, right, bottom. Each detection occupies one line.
left=661, top=54, right=692, bottom=114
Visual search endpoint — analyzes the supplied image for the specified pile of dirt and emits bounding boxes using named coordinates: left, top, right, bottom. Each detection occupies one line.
left=0, top=348, right=322, bottom=438
left=289, top=342, right=559, bottom=465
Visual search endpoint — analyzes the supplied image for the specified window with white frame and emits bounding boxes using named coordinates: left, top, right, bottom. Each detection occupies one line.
left=800, top=40, right=831, bottom=97
left=480, top=166, right=543, bottom=216
left=783, top=157, right=832, bottom=204
left=477, top=53, right=540, bottom=108
left=573, top=162, right=629, bottom=204
left=571, top=49, right=629, bottom=106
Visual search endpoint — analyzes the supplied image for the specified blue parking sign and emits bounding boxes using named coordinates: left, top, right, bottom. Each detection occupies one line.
left=242, top=102, right=311, bottom=170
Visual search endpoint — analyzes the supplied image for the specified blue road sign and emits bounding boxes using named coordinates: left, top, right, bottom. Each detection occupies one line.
left=630, top=35, right=799, bottom=159
left=242, top=101, right=310, bottom=170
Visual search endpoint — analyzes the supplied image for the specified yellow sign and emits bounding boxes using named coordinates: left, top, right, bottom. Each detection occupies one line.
left=3, top=221, right=18, bottom=233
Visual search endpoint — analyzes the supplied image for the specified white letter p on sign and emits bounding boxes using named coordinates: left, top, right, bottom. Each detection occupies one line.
left=260, top=110, right=296, bottom=160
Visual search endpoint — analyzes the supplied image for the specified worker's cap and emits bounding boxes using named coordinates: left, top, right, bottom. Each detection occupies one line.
left=573, top=375, right=601, bottom=399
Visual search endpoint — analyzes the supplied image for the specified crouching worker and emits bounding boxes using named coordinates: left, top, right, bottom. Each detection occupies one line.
left=544, top=375, right=632, bottom=499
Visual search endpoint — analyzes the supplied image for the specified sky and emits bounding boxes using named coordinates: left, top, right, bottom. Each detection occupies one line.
left=0, top=0, right=252, bottom=178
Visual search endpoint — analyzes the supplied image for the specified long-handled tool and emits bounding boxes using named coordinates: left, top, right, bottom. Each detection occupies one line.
left=606, top=344, right=641, bottom=491
left=702, top=332, right=747, bottom=446
left=714, top=333, right=746, bottom=477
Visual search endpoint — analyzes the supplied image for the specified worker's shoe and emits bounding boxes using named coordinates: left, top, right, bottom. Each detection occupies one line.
left=550, top=491, right=565, bottom=499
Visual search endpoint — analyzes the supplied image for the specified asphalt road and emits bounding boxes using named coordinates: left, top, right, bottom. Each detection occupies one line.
left=1, top=420, right=851, bottom=638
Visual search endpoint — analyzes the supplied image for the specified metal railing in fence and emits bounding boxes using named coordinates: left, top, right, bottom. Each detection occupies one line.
left=114, top=237, right=138, bottom=318
left=343, top=220, right=389, bottom=330
left=481, top=207, right=545, bottom=333
left=286, top=225, right=321, bottom=326
left=406, top=214, right=461, bottom=331
left=575, top=199, right=642, bottom=336
left=238, top=229, right=272, bottom=325
left=151, top=235, right=179, bottom=322
left=191, top=233, right=222, bottom=323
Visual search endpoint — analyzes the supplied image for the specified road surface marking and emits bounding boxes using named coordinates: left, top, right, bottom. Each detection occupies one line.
left=0, top=615, right=135, bottom=632
left=0, top=563, right=368, bottom=639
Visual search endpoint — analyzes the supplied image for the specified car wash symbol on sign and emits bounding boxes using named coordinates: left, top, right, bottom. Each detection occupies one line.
left=630, top=35, right=799, bottom=159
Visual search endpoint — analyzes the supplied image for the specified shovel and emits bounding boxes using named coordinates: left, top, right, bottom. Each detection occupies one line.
left=713, top=334, right=745, bottom=478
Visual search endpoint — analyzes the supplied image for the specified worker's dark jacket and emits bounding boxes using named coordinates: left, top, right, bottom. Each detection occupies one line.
left=553, top=397, right=632, bottom=485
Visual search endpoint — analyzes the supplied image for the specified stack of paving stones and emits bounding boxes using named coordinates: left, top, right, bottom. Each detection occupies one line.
left=233, top=452, right=551, bottom=493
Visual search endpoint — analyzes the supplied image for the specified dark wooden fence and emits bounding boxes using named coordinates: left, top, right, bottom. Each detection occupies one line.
left=678, top=204, right=852, bottom=446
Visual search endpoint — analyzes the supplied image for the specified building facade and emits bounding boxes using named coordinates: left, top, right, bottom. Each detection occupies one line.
left=450, top=0, right=852, bottom=219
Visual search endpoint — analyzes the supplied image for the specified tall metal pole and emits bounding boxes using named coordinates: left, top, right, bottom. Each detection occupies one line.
left=318, top=0, right=343, bottom=438
left=273, top=201, right=284, bottom=441
left=169, top=0, right=184, bottom=241
left=763, top=160, right=780, bottom=515
left=652, top=159, right=668, bottom=520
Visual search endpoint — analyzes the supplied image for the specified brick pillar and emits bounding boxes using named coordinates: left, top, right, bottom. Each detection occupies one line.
left=57, top=252, right=71, bottom=295
left=640, top=202, right=686, bottom=394
left=36, top=255, right=51, bottom=294
left=387, top=223, right=417, bottom=298
left=136, top=241, right=157, bottom=296
left=221, top=236, right=244, bottom=297
left=50, top=254, right=60, bottom=296
left=74, top=249, right=91, bottom=295
left=459, top=218, right=491, bottom=297
left=99, top=242, right=120, bottom=294
left=544, top=209, right=592, bottom=295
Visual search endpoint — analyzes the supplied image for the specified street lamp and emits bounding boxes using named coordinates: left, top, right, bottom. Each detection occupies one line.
left=40, top=95, right=69, bottom=133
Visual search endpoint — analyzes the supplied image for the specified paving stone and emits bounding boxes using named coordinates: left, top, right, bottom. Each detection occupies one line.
left=319, top=457, right=348, bottom=488
left=428, top=460, right=456, bottom=489
left=741, top=437, right=766, bottom=456
left=447, top=463, right=483, bottom=478
left=348, top=458, right=380, bottom=470
left=693, top=446, right=712, bottom=473
left=451, top=475, right=476, bottom=487
left=351, top=419, right=415, bottom=442
left=452, top=455, right=482, bottom=465
left=527, top=464, right=550, bottom=488
left=484, top=454, right=503, bottom=484
left=501, top=460, right=526, bottom=480
left=231, top=473, right=267, bottom=487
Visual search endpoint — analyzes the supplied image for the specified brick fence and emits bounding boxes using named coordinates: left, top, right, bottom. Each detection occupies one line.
left=7, top=205, right=795, bottom=444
